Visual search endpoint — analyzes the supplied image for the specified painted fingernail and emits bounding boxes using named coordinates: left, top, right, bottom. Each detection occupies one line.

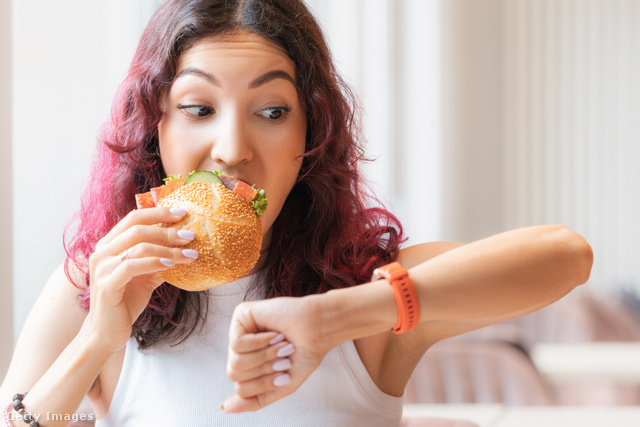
left=272, top=359, right=291, bottom=372
left=170, top=207, right=187, bottom=216
left=269, top=333, right=285, bottom=345
left=273, top=374, right=291, bottom=387
left=177, top=229, right=195, bottom=240
left=182, top=249, right=199, bottom=259
left=160, top=258, right=174, bottom=267
left=276, top=343, right=295, bottom=358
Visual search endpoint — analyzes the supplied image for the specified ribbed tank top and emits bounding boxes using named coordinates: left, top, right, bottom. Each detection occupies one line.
left=96, top=274, right=403, bottom=426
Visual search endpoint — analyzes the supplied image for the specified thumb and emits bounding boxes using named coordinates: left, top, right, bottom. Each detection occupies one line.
left=222, top=389, right=282, bottom=413
left=221, top=393, right=255, bottom=413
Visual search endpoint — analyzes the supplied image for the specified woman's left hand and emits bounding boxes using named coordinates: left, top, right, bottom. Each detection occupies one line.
left=222, top=294, right=334, bottom=413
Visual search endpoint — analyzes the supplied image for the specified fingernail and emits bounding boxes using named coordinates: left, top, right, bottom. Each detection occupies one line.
left=276, top=343, right=295, bottom=358
left=160, top=258, right=174, bottom=267
left=220, top=404, right=226, bottom=413
left=177, top=229, right=195, bottom=240
left=273, top=374, right=291, bottom=387
left=269, top=333, right=285, bottom=345
left=272, top=359, right=291, bottom=372
left=182, top=249, right=199, bottom=259
left=170, top=207, right=187, bottom=216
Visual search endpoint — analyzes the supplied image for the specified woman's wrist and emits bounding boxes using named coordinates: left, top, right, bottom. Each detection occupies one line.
left=317, top=280, right=399, bottom=348
left=79, top=313, right=129, bottom=355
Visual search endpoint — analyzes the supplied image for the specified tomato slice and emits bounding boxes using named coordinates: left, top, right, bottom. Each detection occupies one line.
left=136, top=174, right=257, bottom=207
left=217, top=175, right=257, bottom=201
left=233, top=181, right=258, bottom=202
left=135, top=177, right=187, bottom=208
left=150, top=186, right=163, bottom=204
left=159, top=177, right=187, bottom=200
left=135, top=192, right=156, bottom=209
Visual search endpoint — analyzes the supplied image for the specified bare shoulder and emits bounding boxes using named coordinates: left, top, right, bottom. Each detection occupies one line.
left=0, top=263, right=87, bottom=402
left=25, top=262, right=88, bottom=342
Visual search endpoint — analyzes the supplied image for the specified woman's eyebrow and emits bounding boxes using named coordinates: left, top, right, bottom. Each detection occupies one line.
left=175, top=67, right=220, bottom=86
left=174, top=67, right=295, bottom=89
left=248, top=70, right=296, bottom=89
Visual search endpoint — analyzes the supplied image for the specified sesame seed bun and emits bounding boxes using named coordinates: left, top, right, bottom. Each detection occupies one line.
left=156, top=181, right=262, bottom=291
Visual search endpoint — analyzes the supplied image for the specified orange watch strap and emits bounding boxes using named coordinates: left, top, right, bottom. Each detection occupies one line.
left=373, top=262, right=420, bottom=334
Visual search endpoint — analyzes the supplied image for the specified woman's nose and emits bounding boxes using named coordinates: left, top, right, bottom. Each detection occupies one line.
left=209, top=113, right=254, bottom=166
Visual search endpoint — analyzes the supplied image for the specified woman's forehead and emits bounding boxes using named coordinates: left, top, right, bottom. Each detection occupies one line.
left=178, top=31, right=294, bottom=74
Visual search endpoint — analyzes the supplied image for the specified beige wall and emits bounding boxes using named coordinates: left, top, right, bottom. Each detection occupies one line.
left=0, top=0, right=13, bottom=380
left=441, top=0, right=505, bottom=243
left=441, top=0, right=640, bottom=292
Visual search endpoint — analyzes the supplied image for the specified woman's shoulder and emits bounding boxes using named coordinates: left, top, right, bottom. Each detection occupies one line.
left=19, top=263, right=87, bottom=344
left=44, top=262, right=88, bottom=311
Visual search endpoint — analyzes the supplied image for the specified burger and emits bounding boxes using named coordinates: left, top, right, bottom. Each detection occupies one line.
left=135, top=171, right=268, bottom=291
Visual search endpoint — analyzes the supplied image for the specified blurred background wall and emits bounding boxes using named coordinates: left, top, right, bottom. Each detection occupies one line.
left=309, top=0, right=640, bottom=294
left=2, top=0, right=161, bottom=378
left=3, top=0, right=639, bottom=379
left=500, top=0, right=640, bottom=294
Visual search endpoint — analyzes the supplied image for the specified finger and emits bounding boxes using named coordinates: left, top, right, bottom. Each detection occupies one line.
left=98, top=206, right=188, bottom=249
left=232, top=332, right=284, bottom=354
left=92, top=229, right=195, bottom=278
left=145, top=272, right=167, bottom=290
left=227, top=340, right=293, bottom=377
left=106, top=222, right=194, bottom=258
left=98, top=257, right=174, bottom=299
left=124, top=242, right=199, bottom=265
left=233, top=371, right=292, bottom=400
left=222, top=387, right=289, bottom=414
left=227, top=357, right=292, bottom=383
left=92, top=244, right=182, bottom=299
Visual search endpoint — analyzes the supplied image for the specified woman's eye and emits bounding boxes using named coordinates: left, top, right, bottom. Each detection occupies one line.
left=177, top=104, right=214, bottom=119
left=260, top=106, right=292, bottom=121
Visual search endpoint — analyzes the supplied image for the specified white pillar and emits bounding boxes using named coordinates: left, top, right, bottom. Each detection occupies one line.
left=1, top=0, right=14, bottom=379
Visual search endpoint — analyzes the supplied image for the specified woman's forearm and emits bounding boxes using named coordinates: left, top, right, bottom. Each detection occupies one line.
left=319, top=225, right=593, bottom=346
left=223, top=225, right=592, bottom=412
left=412, top=224, right=592, bottom=322
left=8, top=324, right=112, bottom=427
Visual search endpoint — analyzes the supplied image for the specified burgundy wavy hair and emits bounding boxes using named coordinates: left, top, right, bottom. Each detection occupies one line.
left=64, top=0, right=405, bottom=349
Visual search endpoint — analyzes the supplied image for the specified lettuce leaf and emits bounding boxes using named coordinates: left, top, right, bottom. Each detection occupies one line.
left=250, top=189, right=268, bottom=218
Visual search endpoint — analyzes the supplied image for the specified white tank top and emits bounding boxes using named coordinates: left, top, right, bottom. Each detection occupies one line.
left=96, top=274, right=403, bottom=426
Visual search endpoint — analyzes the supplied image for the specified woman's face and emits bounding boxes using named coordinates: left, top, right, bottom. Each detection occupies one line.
left=158, top=31, right=307, bottom=248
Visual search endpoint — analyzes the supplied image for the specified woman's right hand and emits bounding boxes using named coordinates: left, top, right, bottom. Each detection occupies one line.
left=82, top=206, right=197, bottom=353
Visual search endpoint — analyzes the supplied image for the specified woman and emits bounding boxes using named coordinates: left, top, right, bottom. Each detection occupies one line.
left=1, top=0, right=592, bottom=426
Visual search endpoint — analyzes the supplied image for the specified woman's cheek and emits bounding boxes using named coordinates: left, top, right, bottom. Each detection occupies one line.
left=160, top=121, right=208, bottom=174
